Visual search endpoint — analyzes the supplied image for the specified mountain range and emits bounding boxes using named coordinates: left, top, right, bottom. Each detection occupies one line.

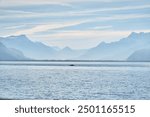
left=0, top=35, right=87, bottom=60
left=79, top=32, right=150, bottom=60
left=0, top=35, right=57, bottom=60
left=0, top=32, right=150, bottom=61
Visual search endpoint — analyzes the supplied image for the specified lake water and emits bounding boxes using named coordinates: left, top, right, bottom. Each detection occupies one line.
left=0, top=61, right=150, bottom=100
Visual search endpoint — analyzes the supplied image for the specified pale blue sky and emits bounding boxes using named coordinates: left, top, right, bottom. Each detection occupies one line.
left=0, top=0, right=150, bottom=49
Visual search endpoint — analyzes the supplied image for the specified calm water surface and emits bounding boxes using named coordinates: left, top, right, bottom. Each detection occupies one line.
left=0, top=61, right=150, bottom=99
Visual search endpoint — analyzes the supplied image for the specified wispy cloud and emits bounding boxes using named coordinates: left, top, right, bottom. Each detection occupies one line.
left=76, top=5, right=150, bottom=15
left=93, top=14, right=150, bottom=22
left=0, top=0, right=72, bottom=7
left=92, top=25, right=113, bottom=30
left=11, top=13, right=150, bottom=36
left=1, top=3, right=150, bottom=24
left=13, top=21, right=86, bottom=35
left=4, top=24, right=26, bottom=30
left=1, top=0, right=150, bottom=48
left=0, top=0, right=132, bottom=6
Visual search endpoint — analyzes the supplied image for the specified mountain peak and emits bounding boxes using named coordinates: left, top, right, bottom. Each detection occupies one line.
left=63, top=47, right=72, bottom=51
left=6, top=35, right=31, bottom=43
left=18, top=34, right=27, bottom=38
left=99, top=41, right=106, bottom=46
left=128, top=32, right=150, bottom=38
left=8, top=34, right=27, bottom=39
left=128, top=32, right=138, bottom=38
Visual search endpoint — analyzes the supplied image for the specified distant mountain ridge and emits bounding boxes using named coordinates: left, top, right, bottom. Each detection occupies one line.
left=0, top=35, right=87, bottom=60
left=0, top=32, right=150, bottom=60
left=79, top=32, right=150, bottom=60
left=0, top=35, right=57, bottom=60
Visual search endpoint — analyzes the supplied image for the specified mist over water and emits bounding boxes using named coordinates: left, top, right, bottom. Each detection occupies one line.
left=0, top=61, right=150, bottom=100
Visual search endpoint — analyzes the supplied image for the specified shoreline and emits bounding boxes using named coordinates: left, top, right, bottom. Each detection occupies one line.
left=0, top=60, right=150, bottom=62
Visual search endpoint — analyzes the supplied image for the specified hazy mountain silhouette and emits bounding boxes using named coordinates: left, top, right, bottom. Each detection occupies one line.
left=1, top=32, right=150, bottom=60
left=0, top=42, right=27, bottom=60
left=0, top=35, right=87, bottom=60
left=128, top=49, right=150, bottom=61
left=54, top=47, right=87, bottom=60
left=0, top=35, right=57, bottom=60
left=79, top=32, right=150, bottom=60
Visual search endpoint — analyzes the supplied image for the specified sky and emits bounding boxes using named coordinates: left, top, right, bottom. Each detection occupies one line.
left=0, top=0, right=150, bottom=49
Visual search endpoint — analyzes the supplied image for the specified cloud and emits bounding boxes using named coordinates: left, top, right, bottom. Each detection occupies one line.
left=76, top=5, right=150, bottom=15
left=2, top=0, right=129, bottom=7
left=11, top=13, right=150, bottom=36
left=0, top=0, right=137, bottom=9
left=13, top=21, right=87, bottom=35
left=1, top=3, right=150, bottom=22
left=0, top=0, right=72, bottom=7
left=94, top=14, right=150, bottom=21
left=4, top=24, right=26, bottom=30
left=0, top=0, right=131, bottom=6
left=92, top=25, right=113, bottom=30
